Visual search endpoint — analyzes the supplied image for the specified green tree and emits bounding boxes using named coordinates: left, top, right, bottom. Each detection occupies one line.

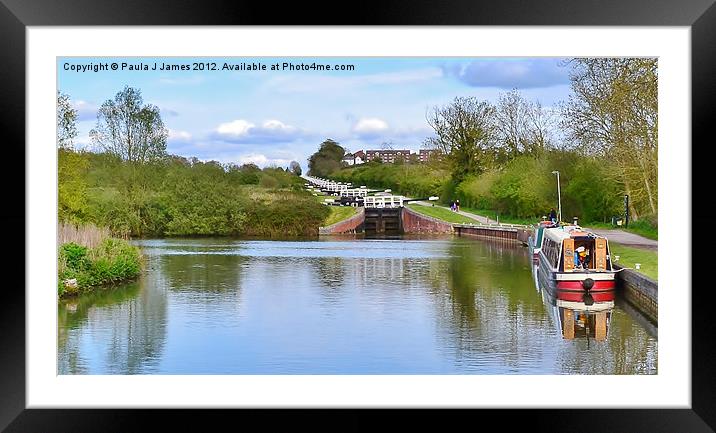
left=562, top=58, right=658, bottom=219
left=289, top=161, right=302, bottom=176
left=307, top=139, right=345, bottom=176
left=57, top=92, right=78, bottom=149
left=424, top=97, right=496, bottom=182
left=490, top=155, right=553, bottom=217
left=58, top=149, right=89, bottom=222
left=565, top=158, right=622, bottom=222
left=228, top=163, right=261, bottom=185
left=90, top=86, right=168, bottom=163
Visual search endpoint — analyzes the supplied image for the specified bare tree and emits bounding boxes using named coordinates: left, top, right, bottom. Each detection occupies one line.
left=90, top=86, right=168, bottom=163
left=57, top=92, right=78, bottom=149
left=494, top=89, right=556, bottom=157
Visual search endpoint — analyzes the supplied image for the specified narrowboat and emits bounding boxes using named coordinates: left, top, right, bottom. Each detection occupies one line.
left=537, top=225, right=616, bottom=305
left=528, top=220, right=558, bottom=263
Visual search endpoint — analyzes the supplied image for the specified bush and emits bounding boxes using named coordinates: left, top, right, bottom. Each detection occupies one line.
left=455, top=172, right=498, bottom=209
left=331, top=163, right=449, bottom=201
left=60, top=149, right=314, bottom=238
left=563, top=158, right=622, bottom=222
left=242, top=190, right=330, bottom=237
left=489, top=156, right=553, bottom=217
left=334, top=150, right=633, bottom=225
left=59, top=242, right=90, bottom=270
left=58, top=238, right=142, bottom=298
left=445, top=152, right=627, bottom=223
left=259, top=174, right=280, bottom=189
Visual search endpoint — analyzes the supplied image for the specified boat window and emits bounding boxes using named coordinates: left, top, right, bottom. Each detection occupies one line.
left=543, top=237, right=560, bottom=268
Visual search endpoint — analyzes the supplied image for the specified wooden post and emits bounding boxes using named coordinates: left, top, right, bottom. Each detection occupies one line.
left=594, top=238, right=607, bottom=270
left=595, top=312, right=607, bottom=341
left=563, top=239, right=574, bottom=271
left=563, top=309, right=575, bottom=340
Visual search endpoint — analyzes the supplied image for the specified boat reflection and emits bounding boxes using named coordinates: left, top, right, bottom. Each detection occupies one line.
left=554, top=299, right=612, bottom=341
left=534, top=264, right=614, bottom=342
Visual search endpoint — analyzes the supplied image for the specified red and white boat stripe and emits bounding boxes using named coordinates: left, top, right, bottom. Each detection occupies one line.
left=556, top=280, right=616, bottom=291
left=557, top=291, right=615, bottom=303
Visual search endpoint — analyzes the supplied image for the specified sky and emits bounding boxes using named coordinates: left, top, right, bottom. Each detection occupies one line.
left=58, top=57, right=572, bottom=170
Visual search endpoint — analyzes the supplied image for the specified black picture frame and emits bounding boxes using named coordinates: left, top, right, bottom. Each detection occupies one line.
left=2, top=0, right=712, bottom=431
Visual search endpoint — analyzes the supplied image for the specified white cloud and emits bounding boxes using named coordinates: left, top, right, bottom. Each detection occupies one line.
left=217, top=119, right=255, bottom=137
left=237, top=153, right=291, bottom=168
left=262, top=119, right=292, bottom=131
left=168, top=129, right=192, bottom=142
left=353, top=118, right=389, bottom=137
left=214, top=118, right=309, bottom=144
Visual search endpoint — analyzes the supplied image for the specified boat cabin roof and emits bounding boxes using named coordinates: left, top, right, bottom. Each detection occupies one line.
left=544, top=226, right=605, bottom=243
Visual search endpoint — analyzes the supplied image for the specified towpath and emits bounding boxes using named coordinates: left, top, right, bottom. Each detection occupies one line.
left=411, top=200, right=498, bottom=224
left=583, top=228, right=658, bottom=251
left=412, top=201, right=657, bottom=250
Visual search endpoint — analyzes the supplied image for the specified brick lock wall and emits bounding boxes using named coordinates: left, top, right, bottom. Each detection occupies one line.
left=319, top=208, right=365, bottom=234
left=401, top=207, right=454, bottom=234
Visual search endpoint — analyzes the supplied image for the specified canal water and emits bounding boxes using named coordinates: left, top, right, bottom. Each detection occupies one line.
left=58, top=237, right=657, bottom=374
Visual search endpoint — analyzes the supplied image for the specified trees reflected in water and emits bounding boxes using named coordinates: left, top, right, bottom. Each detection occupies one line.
left=58, top=237, right=657, bottom=374
left=58, top=272, right=167, bottom=374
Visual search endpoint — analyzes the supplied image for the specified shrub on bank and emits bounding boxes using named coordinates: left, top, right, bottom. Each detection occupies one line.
left=331, top=162, right=450, bottom=200
left=332, top=151, right=652, bottom=228
left=58, top=238, right=141, bottom=297
left=60, top=150, right=315, bottom=238
left=242, top=190, right=331, bottom=237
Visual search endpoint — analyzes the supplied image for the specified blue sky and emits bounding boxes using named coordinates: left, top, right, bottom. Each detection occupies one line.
left=59, top=57, right=572, bottom=170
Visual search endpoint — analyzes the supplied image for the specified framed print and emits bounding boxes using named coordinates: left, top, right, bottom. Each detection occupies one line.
left=3, top=0, right=714, bottom=431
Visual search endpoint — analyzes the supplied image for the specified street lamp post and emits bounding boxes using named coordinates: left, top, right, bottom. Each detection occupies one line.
left=551, top=170, right=562, bottom=223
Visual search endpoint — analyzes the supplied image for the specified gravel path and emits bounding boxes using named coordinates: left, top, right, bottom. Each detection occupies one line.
left=583, top=228, right=658, bottom=251
left=412, top=201, right=658, bottom=250
left=411, top=201, right=497, bottom=224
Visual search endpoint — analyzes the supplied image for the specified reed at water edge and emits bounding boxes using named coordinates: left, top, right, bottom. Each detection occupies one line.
left=57, top=222, right=141, bottom=298
left=57, top=222, right=123, bottom=248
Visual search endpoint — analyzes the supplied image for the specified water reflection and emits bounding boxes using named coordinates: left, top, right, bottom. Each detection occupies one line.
left=58, top=257, right=168, bottom=374
left=426, top=239, right=555, bottom=373
left=535, top=263, right=614, bottom=342
left=533, top=263, right=658, bottom=374
left=58, top=237, right=657, bottom=374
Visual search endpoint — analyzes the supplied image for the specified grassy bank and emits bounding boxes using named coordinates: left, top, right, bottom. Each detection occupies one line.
left=323, top=206, right=359, bottom=227
left=58, top=223, right=142, bottom=297
left=60, top=150, right=329, bottom=238
left=460, top=206, right=536, bottom=226
left=310, top=191, right=361, bottom=227
left=609, top=242, right=658, bottom=280
left=406, top=204, right=476, bottom=224
left=329, top=152, right=657, bottom=236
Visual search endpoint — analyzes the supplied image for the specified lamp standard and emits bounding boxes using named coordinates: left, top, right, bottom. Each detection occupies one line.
left=551, top=170, right=562, bottom=223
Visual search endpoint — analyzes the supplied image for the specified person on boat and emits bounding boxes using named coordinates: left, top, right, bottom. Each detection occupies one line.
left=549, top=208, right=557, bottom=223
left=574, top=246, right=589, bottom=269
